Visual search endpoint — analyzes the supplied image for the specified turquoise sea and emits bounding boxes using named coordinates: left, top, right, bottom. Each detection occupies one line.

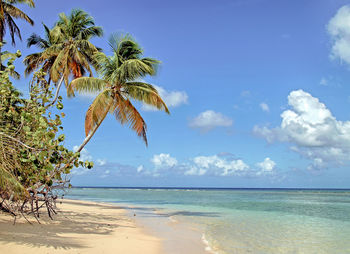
left=66, top=188, right=350, bottom=254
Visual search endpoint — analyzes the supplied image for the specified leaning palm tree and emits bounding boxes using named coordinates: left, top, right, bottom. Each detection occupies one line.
left=0, top=0, right=35, bottom=45
left=30, top=9, right=103, bottom=106
left=68, top=34, right=169, bottom=152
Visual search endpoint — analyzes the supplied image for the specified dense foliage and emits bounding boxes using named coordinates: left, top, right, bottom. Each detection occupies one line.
left=0, top=53, right=91, bottom=220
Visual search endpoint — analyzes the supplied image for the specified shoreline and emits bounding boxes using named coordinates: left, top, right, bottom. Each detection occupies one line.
left=125, top=203, right=209, bottom=254
left=0, top=199, right=162, bottom=254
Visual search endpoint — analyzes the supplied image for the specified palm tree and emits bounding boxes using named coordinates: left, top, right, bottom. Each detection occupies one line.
left=23, top=23, right=61, bottom=83
left=68, top=34, right=169, bottom=152
left=0, top=0, right=35, bottom=45
left=26, top=9, right=103, bottom=106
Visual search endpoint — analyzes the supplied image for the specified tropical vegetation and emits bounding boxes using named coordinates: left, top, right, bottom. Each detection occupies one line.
left=0, top=54, right=90, bottom=220
left=0, top=7, right=169, bottom=220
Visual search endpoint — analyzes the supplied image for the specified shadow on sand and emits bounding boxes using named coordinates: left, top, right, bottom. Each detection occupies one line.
left=0, top=201, right=134, bottom=250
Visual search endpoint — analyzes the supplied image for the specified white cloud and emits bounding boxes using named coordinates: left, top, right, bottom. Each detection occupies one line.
left=96, top=159, right=107, bottom=166
left=254, top=89, right=350, bottom=169
left=185, top=155, right=249, bottom=176
left=256, top=157, right=276, bottom=175
left=137, top=165, right=144, bottom=173
left=127, top=153, right=279, bottom=179
left=327, top=5, right=350, bottom=65
left=142, top=85, right=188, bottom=111
left=260, top=102, right=270, bottom=112
left=184, top=166, right=207, bottom=176
left=151, top=153, right=178, bottom=168
left=189, top=110, right=233, bottom=132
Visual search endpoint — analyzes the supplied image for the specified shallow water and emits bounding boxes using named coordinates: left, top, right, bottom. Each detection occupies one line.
left=66, top=188, right=350, bottom=253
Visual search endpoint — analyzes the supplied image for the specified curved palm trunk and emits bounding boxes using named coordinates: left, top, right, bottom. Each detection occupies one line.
left=75, top=108, right=108, bottom=153
left=60, top=104, right=111, bottom=174
left=46, top=76, right=64, bottom=108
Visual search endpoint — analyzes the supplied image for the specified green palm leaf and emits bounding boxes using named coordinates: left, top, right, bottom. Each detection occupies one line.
left=68, top=77, right=108, bottom=97
left=123, top=82, right=169, bottom=113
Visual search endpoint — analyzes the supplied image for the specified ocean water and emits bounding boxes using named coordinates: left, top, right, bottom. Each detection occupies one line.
left=66, top=188, right=350, bottom=254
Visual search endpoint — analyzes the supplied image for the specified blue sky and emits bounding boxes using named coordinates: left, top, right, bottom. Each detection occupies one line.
left=8, top=0, right=350, bottom=188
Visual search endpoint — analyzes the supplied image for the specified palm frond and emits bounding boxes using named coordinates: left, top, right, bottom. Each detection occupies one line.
left=91, top=51, right=110, bottom=72
left=23, top=53, right=41, bottom=76
left=123, top=82, right=169, bottom=113
left=68, top=77, right=107, bottom=97
left=5, top=12, right=21, bottom=45
left=116, top=58, right=158, bottom=82
left=27, top=33, right=48, bottom=49
left=50, top=47, right=68, bottom=83
left=7, top=0, right=35, bottom=8
left=3, top=3, right=34, bottom=25
left=79, top=26, right=103, bottom=40
left=85, top=89, right=113, bottom=135
left=112, top=92, right=148, bottom=145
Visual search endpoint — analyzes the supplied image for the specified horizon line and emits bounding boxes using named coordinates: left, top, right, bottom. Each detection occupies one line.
left=71, top=186, right=350, bottom=190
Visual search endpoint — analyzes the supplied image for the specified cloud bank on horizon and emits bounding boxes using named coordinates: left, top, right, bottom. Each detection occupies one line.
left=71, top=149, right=278, bottom=181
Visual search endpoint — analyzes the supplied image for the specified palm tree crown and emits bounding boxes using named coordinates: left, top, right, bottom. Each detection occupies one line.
left=41, top=9, right=103, bottom=85
left=68, top=34, right=169, bottom=149
left=24, top=9, right=103, bottom=107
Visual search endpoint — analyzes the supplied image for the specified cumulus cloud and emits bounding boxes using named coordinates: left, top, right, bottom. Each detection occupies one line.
left=254, top=89, right=350, bottom=170
left=142, top=85, right=188, bottom=111
left=260, top=102, right=270, bottom=112
left=185, top=155, right=249, bottom=176
left=151, top=153, right=178, bottom=168
left=327, top=5, right=350, bottom=65
left=189, top=110, right=233, bottom=132
left=256, top=157, right=276, bottom=175
left=184, top=166, right=207, bottom=176
left=86, top=152, right=278, bottom=179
